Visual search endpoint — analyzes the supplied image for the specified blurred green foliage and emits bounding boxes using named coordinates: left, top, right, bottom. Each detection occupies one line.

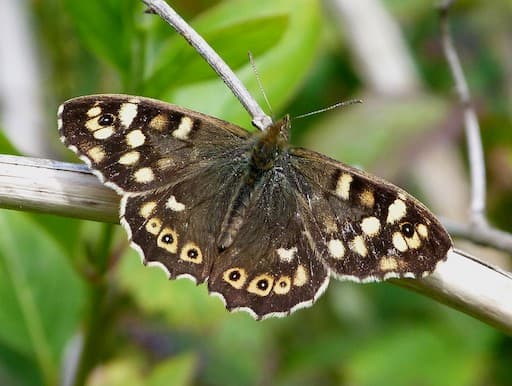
left=0, top=0, right=511, bottom=385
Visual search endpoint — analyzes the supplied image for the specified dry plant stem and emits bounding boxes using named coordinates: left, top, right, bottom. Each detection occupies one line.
left=398, top=248, right=512, bottom=335
left=0, top=0, right=47, bottom=156
left=438, top=0, right=487, bottom=224
left=443, top=218, right=512, bottom=255
left=0, top=156, right=511, bottom=334
left=0, top=154, right=118, bottom=223
left=141, top=0, right=273, bottom=131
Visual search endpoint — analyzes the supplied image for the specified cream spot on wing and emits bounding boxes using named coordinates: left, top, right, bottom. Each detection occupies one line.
left=87, top=146, right=105, bottom=163
left=119, top=102, right=138, bottom=128
left=149, top=113, right=168, bottom=131
left=145, top=217, right=162, bottom=235
left=360, top=189, right=375, bottom=208
left=386, top=199, right=407, bottom=224
left=335, top=173, right=352, bottom=200
left=380, top=256, right=399, bottom=271
left=276, top=247, right=297, bottom=263
left=247, top=274, right=274, bottom=296
left=180, top=242, right=203, bottom=264
left=86, top=118, right=102, bottom=132
left=392, top=232, right=408, bottom=252
left=166, top=195, right=185, bottom=212
left=172, top=116, right=193, bottom=140
left=349, top=236, right=368, bottom=257
left=328, top=239, right=345, bottom=259
left=405, top=233, right=421, bottom=249
left=157, top=157, right=174, bottom=170
left=93, top=126, right=114, bottom=140
left=87, top=106, right=102, bottom=117
left=417, top=224, right=428, bottom=238
left=361, top=216, right=381, bottom=237
left=293, top=265, right=309, bottom=286
left=139, top=201, right=156, bottom=218
left=223, top=268, right=247, bottom=289
left=126, top=129, right=145, bottom=148
left=134, top=167, right=155, bottom=183
left=119, top=150, right=140, bottom=165
left=274, top=276, right=292, bottom=295
left=157, top=227, right=178, bottom=254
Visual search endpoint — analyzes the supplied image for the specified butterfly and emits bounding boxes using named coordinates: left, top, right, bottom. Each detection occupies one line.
left=58, top=94, right=452, bottom=319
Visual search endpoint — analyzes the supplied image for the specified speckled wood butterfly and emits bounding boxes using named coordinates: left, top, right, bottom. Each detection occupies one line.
left=58, top=94, right=452, bottom=319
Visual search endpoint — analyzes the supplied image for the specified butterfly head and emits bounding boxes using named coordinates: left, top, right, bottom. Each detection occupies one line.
left=250, top=116, right=290, bottom=170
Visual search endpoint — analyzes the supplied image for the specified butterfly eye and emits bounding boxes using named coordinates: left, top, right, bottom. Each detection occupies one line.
left=401, top=222, right=415, bottom=238
left=98, top=113, right=115, bottom=126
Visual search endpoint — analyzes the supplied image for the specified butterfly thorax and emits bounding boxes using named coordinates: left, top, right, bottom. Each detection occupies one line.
left=217, top=116, right=290, bottom=250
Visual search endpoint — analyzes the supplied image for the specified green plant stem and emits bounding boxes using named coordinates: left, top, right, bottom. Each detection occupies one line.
left=71, top=223, right=116, bottom=386
left=97, top=223, right=115, bottom=273
left=72, top=281, right=112, bottom=386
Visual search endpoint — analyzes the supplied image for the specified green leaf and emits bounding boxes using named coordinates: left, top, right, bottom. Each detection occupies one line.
left=204, top=319, right=271, bottom=386
left=0, top=344, right=41, bottom=386
left=345, top=324, right=494, bottom=386
left=144, top=0, right=321, bottom=128
left=144, top=12, right=287, bottom=95
left=0, top=130, right=20, bottom=155
left=147, top=352, right=197, bottom=386
left=0, top=211, right=86, bottom=386
left=63, top=0, right=140, bottom=82
left=86, top=357, right=143, bottom=386
left=29, top=214, right=83, bottom=258
left=117, top=250, right=228, bottom=330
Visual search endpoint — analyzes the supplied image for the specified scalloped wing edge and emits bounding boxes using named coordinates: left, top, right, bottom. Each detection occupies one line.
left=60, top=102, right=451, bottom=320
left=120, top=197, right=451, bottom=320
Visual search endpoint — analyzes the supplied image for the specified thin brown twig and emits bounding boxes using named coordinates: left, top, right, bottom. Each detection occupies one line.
left=437, top=1, right=512, bottom=254
left=443, top=218, right=512, bottom=255
left=438, top=0, right=487, bottom=225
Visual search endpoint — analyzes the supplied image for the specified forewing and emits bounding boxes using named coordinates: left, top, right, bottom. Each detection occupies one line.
left=58, top=94, right=250, bottom=193
left=59, top=94, right=253, bottom=286
left=288, top=147, right=452, bottom=282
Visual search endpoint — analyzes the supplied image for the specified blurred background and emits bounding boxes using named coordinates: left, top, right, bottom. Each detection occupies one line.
left=0, top=0, right=511, bottom=385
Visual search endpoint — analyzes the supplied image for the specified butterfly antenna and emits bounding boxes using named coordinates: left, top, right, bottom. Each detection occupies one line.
left=295, top=99, right=363, bottom=119
left=248, top=52, right=274, bottom=117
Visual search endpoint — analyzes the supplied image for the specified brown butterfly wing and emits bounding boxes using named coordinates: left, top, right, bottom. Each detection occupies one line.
left=287, top=147, right=452, bottom=281
left=58, top=94, right=250, bottom=194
